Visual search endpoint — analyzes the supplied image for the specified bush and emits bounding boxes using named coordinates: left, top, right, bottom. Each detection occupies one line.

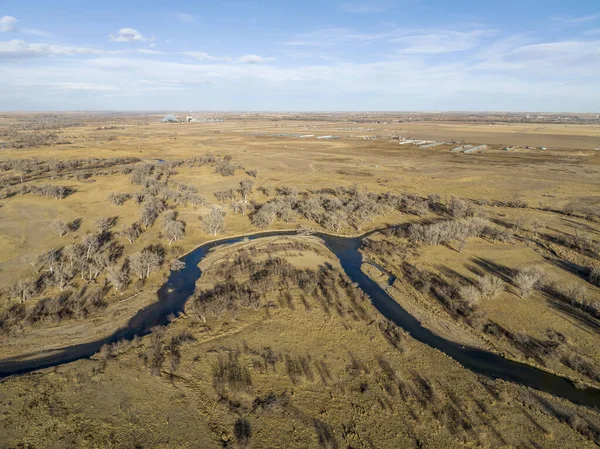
left=478, top=274, right=504, bottom=299
left=459, top=285, right=481, bottom=306
left=514, top=266, right=546, bottom=298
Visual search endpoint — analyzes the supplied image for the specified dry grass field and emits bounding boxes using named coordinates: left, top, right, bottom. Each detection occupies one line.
left=0, top=112, right=599, bottom=448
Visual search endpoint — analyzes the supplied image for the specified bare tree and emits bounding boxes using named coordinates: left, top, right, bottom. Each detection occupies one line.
left=106, top=264, right=129, bottom=293
left=514, top=266, right=546, bottom=299
left=147, top=326, right=165, bottom=376
left=51, top=220, right=69, bottom=237
left=46, top=262, right=72, bottom=291
left=202, top=206, right=225, bottom=236
left=239, top=179, right=254, bottom=203
left=9, top=277, right=37, bottom=303
left=514, top=216, right=526, bottom=232
left=459, top=285, right=481, bottom=306
left=120, top=223, right=141, bottom=244
left=165, top=336, right=181, bottom=376
left=478, top=274, right=504, bottom=299
left=163, top=217, right=185, bottom=245
left=231, top=201, right=246, bottom=216
left=95, top=216, right=117, bottom=233
left=170, top=260, right=186, bottom=271
left=530, top=219, right=543, bottom=236
left=129, top=248, right=163, bottom=279
left=82, top=234, right=101, bottom=260
left=37, top=249, right=61, bottom=274
left=107, top=192, right=130, bottom=206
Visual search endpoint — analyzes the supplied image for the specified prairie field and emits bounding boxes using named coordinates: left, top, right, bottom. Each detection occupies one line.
left=0, top=112, right=599, bottom=448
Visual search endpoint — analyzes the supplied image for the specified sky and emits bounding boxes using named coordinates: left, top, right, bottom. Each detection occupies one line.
left=0, top=0, right=599, bottom=112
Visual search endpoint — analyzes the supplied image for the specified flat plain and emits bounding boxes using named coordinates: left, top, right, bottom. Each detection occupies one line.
left=0, top=112, right=599, bottom=448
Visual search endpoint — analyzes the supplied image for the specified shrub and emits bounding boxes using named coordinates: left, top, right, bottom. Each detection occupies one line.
left=514, top=266, right=546, bottom=298
left=459, top=285, right=481, bottom=306
left=478, top=274, right=504, bottom=299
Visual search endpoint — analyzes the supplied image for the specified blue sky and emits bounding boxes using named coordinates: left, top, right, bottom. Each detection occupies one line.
left=1, top=0, right=599, bottom=111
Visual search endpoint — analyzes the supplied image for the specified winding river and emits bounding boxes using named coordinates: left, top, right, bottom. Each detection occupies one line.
left=1, top=230, right=599, bottom=409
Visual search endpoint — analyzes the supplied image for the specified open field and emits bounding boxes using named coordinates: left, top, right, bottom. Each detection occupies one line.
left=0, top=112, right=599, bottom=447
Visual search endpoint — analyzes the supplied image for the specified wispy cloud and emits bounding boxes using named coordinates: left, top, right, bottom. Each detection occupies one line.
left=175, top=13, right=195, bottom=23
left=181, top=51, right=275, bottom=63
left=0, top=39, right=163, bottom=59
left=21, top=28, right=53, bottom=39
left=109, top=28, right=151, bottom=42
left=392, top=30, right=493, bottom=54
left=0, top=16, right=17, bottom=32
left=282, top=27, right=388, bottom=46
left=567, top=13, right=600, bottom=23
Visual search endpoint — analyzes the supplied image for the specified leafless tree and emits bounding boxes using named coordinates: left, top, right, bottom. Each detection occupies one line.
left=51, top=219, right=69, bottom=237
left=147, top=326, right=165, bottom=376
left=202, top=206, right=225, bottom=236
left=215, top=159, right=235, bottom=176
left=37, top=249, right=61, bottom=274
left=245, top=169, right=258, bottom=178
left=477, top=274, right=504, bottom=299
left=9, top=277, right=37, bottom=303
left=459, top=285, right=481, bottom=307
left=129, top=248, right=163, bottom=279
left=514, top=266, right=546, bottom=298
left=239, top=179, right=254, bottom=203
left=448, top=196, right=474, bottom=219
left=82, top=234, right=101, bottom=260
left=108, top=192, right=130, bottom=206
left=165, top=336, right=181, bottom=376
left=564, top=283, right=589, bottom=307
left=170, top=260, right=186, bottom=271
left=252, top=204, right=276, bottom=229
left=231, top=201, right=246, bottom=216
left=120, top=223, right=142, bottom=244
left=163, top=216, right=185, bottom=245
left=106, top=264, right=129, bottom=293
left=95, top=216, right=117, bottom=233
left=530, top=219, right=543, bottom=236
left=514, top=216, right=526, bottom=232
left=258, top=185, right=273, bottom=197
left=46, top=262, right=72, bottom=291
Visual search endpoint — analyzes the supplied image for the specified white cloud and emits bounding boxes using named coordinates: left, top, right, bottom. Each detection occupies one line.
left=0, top=15, right=17, bottom=32
left=109, top=28, right=150, bottom=42
left=472, top=39, right=600, bottom=77
left=181, top=51, right=274, bottom=63
left=0, top=39, right=163, bottom=59
left=238, top=54, right=275, bottom=64
left=21, top=28, right=53, bottom=39
left=392, top=30, right=491, bottom=54
left=566, top=13, right=600, bottom=23
left=175, top=13, right=195, bottom=23
left=282, top=27, right=388, bottom=46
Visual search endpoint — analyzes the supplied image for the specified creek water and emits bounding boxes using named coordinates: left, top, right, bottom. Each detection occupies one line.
left=1, top=230, right=598, bottom=409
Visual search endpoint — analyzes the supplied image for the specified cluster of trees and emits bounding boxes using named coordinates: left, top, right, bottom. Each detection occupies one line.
left=213, top=155, right=244, bottom=177
left=5, top=183, right=74, bottom=200
left=162, top=211, right=186, bottom=245
left=3, top=219, right=167, bottom=331
left=189, top=249, right=371, bottom=325
left=0, top=157, right=139, bottom=186
left=251, top=184, right=388, bottom=232
left=0, top=286, right=109, bottom=335
left=201, top=206, right=226, bottom=236
left=407, top=217, right=513, bottom=251
left=139, top=326, right=192, bottom=376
